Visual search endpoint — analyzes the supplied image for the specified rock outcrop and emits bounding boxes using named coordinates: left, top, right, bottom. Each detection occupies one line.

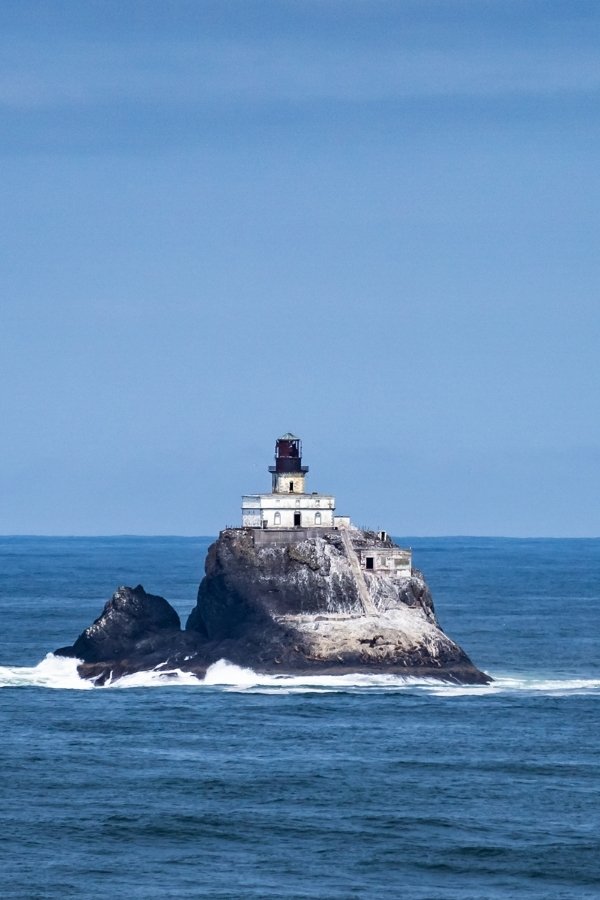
left=56, top=527, right=490, bottom=684
left=185, top=528, right=489, bottom=682
left=55, top=585, right=203, bottom=685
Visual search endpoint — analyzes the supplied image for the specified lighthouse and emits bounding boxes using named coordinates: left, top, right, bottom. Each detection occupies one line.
left=241, top=433, right=340, bottom=529
left=239, top=433, right=411, bottom=575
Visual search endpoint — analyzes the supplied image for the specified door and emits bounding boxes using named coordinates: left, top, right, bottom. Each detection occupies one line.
left=294, top=512, right=301, bottom=527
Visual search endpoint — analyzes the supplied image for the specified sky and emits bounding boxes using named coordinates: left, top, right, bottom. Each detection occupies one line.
left=1, top=0, right=599, bottom=536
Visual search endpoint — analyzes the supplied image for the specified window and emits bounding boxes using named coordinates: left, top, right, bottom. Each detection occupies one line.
left=315, top=512, right=322, bottom=525
left=274, top=512, right=281, bottom=525
left=365, top=557, right=374, bottom=570
left=289, top=481, right=294, bottom=492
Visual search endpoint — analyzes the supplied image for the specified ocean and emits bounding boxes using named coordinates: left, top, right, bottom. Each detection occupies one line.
left=0, top=536, right=599, bottom=899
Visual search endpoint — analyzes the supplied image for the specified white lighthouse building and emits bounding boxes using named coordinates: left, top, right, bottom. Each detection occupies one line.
left=242, top=433, right=341, bottom=529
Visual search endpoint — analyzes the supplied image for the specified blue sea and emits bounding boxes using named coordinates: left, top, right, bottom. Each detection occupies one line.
left=1, top=536, right=599, bottom=899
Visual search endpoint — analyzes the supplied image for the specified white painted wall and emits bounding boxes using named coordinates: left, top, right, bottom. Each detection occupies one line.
left=242, top=492, right=336, bottom=528
left=333, top=516, right=351, bottom=528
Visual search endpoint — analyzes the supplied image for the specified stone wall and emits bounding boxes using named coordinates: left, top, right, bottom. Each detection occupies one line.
left=250, top=526, right=338, bottom=547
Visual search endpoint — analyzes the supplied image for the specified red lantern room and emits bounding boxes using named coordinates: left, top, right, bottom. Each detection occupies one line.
left=268, top=433, right=309, bottom=493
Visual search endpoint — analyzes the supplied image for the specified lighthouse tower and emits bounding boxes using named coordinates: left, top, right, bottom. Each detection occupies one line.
left=268, top=433, right=309, bottom=494
left=241, top=433, right=338, bottom=529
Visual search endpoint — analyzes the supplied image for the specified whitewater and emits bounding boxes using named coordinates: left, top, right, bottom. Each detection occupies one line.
left=2, top=653, right=600, bottom=696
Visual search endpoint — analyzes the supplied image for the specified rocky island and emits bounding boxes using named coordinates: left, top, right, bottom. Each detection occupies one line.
left=55, top=435, right=490, bottom=685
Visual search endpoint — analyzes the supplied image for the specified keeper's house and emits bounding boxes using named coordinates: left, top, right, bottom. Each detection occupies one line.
left=241, top=433, right=343, bottom=529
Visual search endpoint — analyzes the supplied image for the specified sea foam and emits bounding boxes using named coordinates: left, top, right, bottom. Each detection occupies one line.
left=1, top=654, right=600, bottom=695
left=0, top=653, right=94, bottom=690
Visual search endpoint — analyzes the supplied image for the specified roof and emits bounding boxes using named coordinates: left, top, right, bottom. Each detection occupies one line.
left=278, top=432, right=300, bottom=440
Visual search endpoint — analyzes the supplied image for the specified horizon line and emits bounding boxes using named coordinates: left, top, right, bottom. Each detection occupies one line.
left=0, top=533, right=599, bottom=541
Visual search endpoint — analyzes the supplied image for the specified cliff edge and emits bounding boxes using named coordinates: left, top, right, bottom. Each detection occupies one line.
left=56, top=527, right=490, bottom=685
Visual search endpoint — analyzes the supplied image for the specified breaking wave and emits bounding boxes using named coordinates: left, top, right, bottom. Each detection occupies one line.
left=0, top=653, right=94, bottom=690
left=1, top=654, right=600, bottom=695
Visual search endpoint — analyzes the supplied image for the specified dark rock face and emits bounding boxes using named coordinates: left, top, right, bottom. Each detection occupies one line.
left=55, top=585, right=204, bottom=684
left=57, top=584, right=180, bottom=662
left=188, top=529, right=361, bottom=630
left=55, top=529, right=490, bottom=685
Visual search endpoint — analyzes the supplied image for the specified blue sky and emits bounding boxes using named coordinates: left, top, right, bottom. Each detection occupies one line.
left=1, top=1, right=599, bottom=536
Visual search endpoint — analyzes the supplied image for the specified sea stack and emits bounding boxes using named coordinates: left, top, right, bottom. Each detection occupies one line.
left=56, top=434, right=490, bottom=684
left=185, top=434, right=489, bottom=683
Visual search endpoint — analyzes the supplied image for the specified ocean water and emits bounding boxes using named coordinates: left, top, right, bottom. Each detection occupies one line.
left=0, top=536, right=599, bottom=899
